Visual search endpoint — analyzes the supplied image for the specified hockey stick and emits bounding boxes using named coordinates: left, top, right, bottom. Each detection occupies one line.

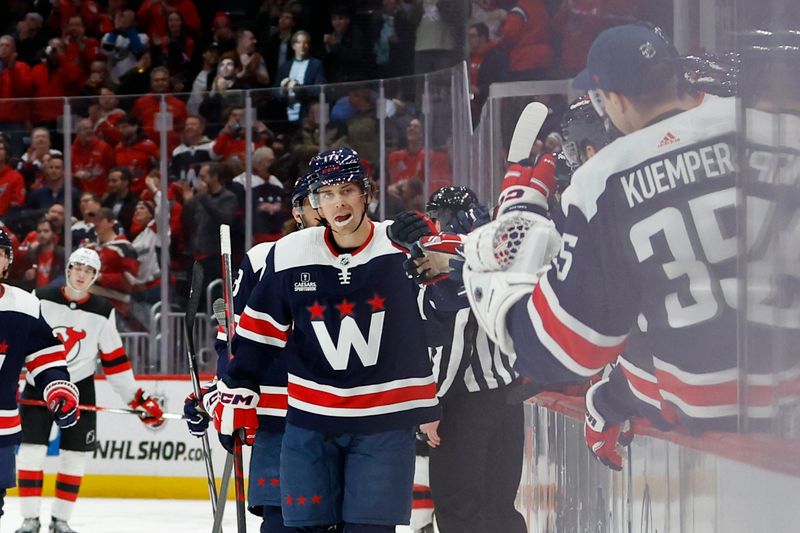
left=220, top=224, right=247, bottom=533
left=507, top=102, right=549, bottom=164
left=185, top=262, right=220, bottom=519
left=211, top=454, right=234, bottom=533
left=18, top=399, right=186, bottom=419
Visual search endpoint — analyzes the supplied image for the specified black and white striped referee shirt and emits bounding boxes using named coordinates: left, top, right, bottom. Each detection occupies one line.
left=420, top=284, right=518, bottom=398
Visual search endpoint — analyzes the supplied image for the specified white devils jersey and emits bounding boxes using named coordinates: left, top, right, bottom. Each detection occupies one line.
left=34, top=286, right=138, bottom=401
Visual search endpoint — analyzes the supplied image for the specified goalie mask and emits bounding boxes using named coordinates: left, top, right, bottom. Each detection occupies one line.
left=66, top=247, right=101, bottom=291
left=0, top=230, right=13, bottom=279
left=425, top=186, right=479, bottom=228
left=307, top=147, right=370, bottom=210
left=561, top=96, right=611, bottom=171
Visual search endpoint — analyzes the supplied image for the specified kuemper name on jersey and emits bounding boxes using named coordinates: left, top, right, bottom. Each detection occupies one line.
left=620, top=141, right=735, bottom=208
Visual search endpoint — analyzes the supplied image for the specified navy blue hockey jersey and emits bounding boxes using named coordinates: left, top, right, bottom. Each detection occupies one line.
left=506, top=95, right=768, bottom=430
left=0, top=283, right=69, bottom=446
left=229, top=221, right=439, bottom=434
left=216, top=241, right=289, bottom=430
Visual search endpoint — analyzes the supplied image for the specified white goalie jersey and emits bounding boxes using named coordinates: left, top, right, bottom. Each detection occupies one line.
left=33, top=286, right=139, bottom=402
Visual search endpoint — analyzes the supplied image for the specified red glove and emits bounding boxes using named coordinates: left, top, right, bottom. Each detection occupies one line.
left=129, top=388, right=165, bottom=428
left=44, top=380, right=80, bottom=429
left=498, top=154, right=557, bottom=216
left=584, top=378, right=634, bottom=471
left=213, top=379, right=258, bottom=454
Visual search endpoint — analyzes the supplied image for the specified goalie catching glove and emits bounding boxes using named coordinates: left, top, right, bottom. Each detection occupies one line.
left=213, top=378, right=258, bottom=453
left=387, top=210, right=437, bottom=251
left=44, top=380, right=80, bottom=429
left=129, top=388, right=165, bottom=427
left=461, top=210, right=560, bottom=354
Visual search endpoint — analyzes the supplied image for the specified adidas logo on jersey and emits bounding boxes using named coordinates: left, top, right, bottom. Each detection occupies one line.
left=658, top=132, right=680, bottom=148
left=294, top=272, right=317, bottom=292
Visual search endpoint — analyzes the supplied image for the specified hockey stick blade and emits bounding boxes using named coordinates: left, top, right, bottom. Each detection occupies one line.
left=507, top=102, right=548, bottom=164
left=18, top=399, right=186, bottom=420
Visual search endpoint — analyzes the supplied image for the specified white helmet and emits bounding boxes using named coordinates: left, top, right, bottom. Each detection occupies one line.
left=66, top=247, right=101, bottom=290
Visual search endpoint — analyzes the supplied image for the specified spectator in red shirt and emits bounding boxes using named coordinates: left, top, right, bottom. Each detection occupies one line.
left=211, top=106, right=264, bottom=163
left=72, top=117, right=115, bottom=197
left=99, top=0, right=128, bottom=36
left=30, top=38, right=82, bottom=127
left=387, top=118, right=452, bottom=194
left=497, top=0, right=553, bottom=80
left=62, top=15, right=102, bottom=87
left=47, top=0, right=104, bottom=39
left=130, top=66, right=188, bottom=152
left=91, top=85, right=126, bottom=146
left=114, top=115, right=159, bottom=195
left=21, top=217, right=65, bottom=290
left=0, top=35, right=32, bottom=154
left=136, top=0, right=201, bottom=43
left=91, top=206, right=140, bottom=321
left=0, top=137, right=25, bottom=216
left=468, top=22, right=494, bottom=118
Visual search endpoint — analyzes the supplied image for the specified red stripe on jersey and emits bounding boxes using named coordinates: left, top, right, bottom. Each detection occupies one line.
left=0, top=413, right=20, bottom=429
left=288, top=382, right=437, bottom=410
left=258, top=392, right=288, bottom=410
left=412, top=499, right=434, bottom=509
left=102, top=361, right=133, bottom=375
left=655, top=369, right=776, bottom=408
left=26, top=349, right=66, bottom=373
left=238, top=313, right=289, bottom=343
left=100, top=347, right=126, bottom=362
left=531, top=284, right=624, bottom=371
left=620, top=365, right=662, bottom=404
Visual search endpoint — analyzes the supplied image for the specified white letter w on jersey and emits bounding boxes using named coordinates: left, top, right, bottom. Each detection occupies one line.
left=312, top=312, right=385, bottom=370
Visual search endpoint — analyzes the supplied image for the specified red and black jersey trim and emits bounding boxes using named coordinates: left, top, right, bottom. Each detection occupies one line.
left=100, top=347, right=132, bottom=374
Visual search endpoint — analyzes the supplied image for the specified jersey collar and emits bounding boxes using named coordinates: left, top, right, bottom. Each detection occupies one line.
left=323, top=220, right=375, bottom=257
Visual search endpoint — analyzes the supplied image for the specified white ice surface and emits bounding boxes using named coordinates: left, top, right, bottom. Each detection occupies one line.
left=2, top=498, right=415, bottom=532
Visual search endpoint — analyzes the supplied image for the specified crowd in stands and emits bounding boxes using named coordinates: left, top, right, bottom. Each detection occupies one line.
left=0, top=0, right=653, bottom=330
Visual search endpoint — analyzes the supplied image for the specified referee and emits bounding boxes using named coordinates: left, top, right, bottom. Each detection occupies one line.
left=418, top=187, right=527, bottom=533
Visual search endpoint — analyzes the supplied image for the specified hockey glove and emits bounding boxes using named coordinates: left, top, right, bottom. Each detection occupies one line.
left=387, top=210, right=437, bottom=251
left=445, top=205, right=490, bottom=234
left=404, top=233, right=464, bottom=285
left=214, top=378, right=259, bottom=454
left=183, top=382, right=219, bottom=437
left=44, top=380, right=80, bottom=429
left=462, top=211, right=561, bottom=354
left=584, top=378, right=634, bottom=471
left=130, top=388, right=165, bottom=428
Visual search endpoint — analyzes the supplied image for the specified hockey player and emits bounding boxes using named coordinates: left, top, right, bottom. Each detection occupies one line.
left=184, top=174, right=321, bottom=533
left=408, top=186, right=528, bottom=533
left=0, top=233, right=79, bottom=531
left=15, top=248, right=164, bottom=533
left=215, top=147, right=440, bottom=532
left=461, top=23, right=745, bottom=468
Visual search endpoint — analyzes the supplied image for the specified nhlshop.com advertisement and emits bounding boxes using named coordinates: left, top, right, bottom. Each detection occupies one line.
left=11, top=377, right=246, bottom=499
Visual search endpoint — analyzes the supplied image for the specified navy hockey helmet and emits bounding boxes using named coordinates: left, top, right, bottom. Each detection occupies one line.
left=291, top=174, right=312, bottom=213
left=425, top=186, right=479, bottom=227
left=0, top=230, right=12, bottom=278
left=306, top=147, right=370, bottom=209
left=560, top=96, right=611, bottom=171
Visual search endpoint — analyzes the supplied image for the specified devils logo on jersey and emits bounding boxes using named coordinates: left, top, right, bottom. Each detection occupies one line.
left=53, top=326, right=87, bottom=363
